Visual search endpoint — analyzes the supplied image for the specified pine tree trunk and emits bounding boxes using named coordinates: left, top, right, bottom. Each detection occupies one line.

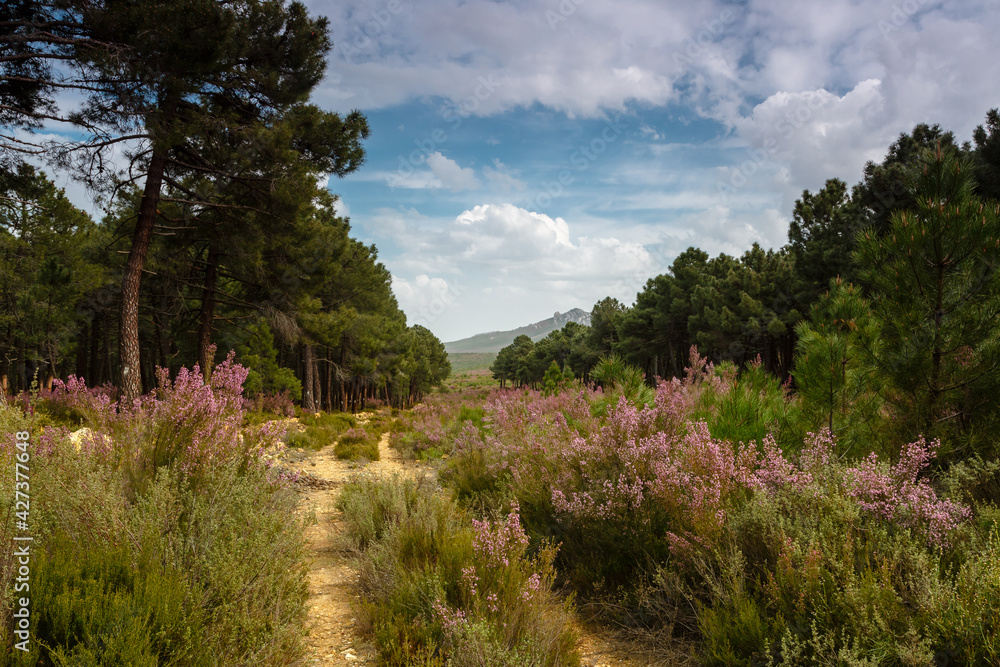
left=88, top=318, right=99, bottom=385
left=312, top=352, right=321, bottom=413
left=324, top=350, right=333, bottom=412
left=119, top=149, right=168, bottom=404
left=76, top=322, right=89, bottom=378
left=198, top=241, right=219, bottom=379
left=17, top=338, right=26, bottom=393
left=339, top=350, right=347, bottom=412
left=302, top=343, right=315, bottom=412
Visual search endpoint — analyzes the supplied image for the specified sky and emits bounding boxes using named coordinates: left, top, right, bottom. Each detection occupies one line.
left=38, top=0, right=1000, bottom=343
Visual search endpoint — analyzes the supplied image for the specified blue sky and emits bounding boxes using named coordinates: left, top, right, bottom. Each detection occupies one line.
left=42, top=0, right=1000, bottom=342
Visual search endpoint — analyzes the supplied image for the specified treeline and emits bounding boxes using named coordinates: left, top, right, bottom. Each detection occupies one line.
left=495, top=111, right=1000, bottom=457
left=1, top=1, right=449, bottom=409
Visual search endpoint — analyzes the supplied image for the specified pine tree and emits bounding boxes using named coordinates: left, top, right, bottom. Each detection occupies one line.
left=58, top=0, right=344, bottom=403
left=855, top=146, right=1000, bottom=456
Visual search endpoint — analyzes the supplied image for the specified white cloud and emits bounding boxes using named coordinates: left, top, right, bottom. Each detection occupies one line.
left=391, top=274, right=463, bottom=329
left=730, top=80, right=888, bottom=206
left=426, top=152, right=481, bottom=192
left=305, top=0, right=1000, bottom=339
left=670, top=205, right=788, bottom=258
left=358, top=153, right=481, bottom=191
left=482, top=159, right=525, bottom=193
left=386, top=202, right=656, bottom=296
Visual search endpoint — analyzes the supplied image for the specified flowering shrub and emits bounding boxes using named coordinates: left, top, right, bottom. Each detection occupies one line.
left=431, top=505, right=566, bottom=665
left=419, top=352, right=997, bottom=664
left=0, top=360, right=307, bottom=664
left=46, top=351, right=285, bottom=484
left=390, top=389, right=491, bottom=460
left=338, top=476, right=576, bottom=665
left=846, top=437, right=970, bottom=547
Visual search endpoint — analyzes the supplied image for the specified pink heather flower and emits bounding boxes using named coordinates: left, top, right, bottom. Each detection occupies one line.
left=41, top=351, right=286, bottom=478
left=521, top=573, right=541, bottom=602
left=461, top=566, right=479, bottom=598
left=846, top=437, right=970, bottom=547
left=472, top=503, right=529, bottom=568
left=433, top=601, right=469, bottom=638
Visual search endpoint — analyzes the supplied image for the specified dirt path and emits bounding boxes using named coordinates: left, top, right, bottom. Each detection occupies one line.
left=289, top=418, right=417, bottom=666
left=287, top=418, right=660, bottom=666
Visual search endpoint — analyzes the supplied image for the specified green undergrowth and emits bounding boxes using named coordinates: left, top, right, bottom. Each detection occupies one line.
left=389, top=394, right=490, bottom=461
left=422, top=357, right=1000, bottom=665
left=0, top=377, right=309, bottom=665
left=284, top=411, right=357, bottom=450
left=336, top=474, right=579, bottom=666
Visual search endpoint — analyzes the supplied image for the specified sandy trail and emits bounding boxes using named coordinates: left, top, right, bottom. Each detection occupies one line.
left=288, top=418, right=659, bottom=666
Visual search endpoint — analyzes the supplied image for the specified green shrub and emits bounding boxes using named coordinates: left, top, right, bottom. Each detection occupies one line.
left=338, top=476, right=578, bottom=666
left=0, top=378, right=309, bottom=666
left=13, top=530, right=199, bottom=667
left=335, top=426, right=381, bottom=461
left=692, top=359, right=805, bottom=451
left=671, top=477, right=1000, bottom=666
left=286, top=412, right=357, bottom=451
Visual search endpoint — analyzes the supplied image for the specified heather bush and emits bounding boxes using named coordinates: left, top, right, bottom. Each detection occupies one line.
left=338, top=475, right=578, bottom=666
left=243, top=389, right=296, bottom=419
left=390, top=390, right=490, bottom=460
left=420, top=357, right=1000, bottom=664
left=0, top=357, right=308, bottom=665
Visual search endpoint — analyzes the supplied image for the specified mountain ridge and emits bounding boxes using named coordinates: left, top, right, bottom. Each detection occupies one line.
left=444, top=308, right=591, bottom=354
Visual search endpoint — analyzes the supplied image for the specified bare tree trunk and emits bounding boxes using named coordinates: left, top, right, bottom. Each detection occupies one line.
left=312, top=351, right=321, bottom=413
left=324, top=350, right=333, bottom=412
left=197, top=240, right=219, bottom=379
left=302, top=343, right=316, bottom=412
left=119, top=149, right=168, bottom=404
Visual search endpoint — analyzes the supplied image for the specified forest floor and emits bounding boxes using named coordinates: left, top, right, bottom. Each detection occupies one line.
left=285, top=413, right=663, bottom=666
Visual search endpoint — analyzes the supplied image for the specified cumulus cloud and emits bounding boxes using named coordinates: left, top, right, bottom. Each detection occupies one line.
left=727, top=79, right=889, bottom=206
left=389, top=203, right=656, bottom=295
left=306, top=0, right=1000, bottom=338
left=364, top=203, right=665, bottom=337
left=426, top=152, right=481, bottom=191
left=391, top=273, right=463, bottom=328
left=313, top=0, right=999, bottom=150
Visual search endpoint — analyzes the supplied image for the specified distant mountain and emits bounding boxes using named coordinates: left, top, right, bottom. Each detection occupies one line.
left=445, top=308, right=591, bottom=354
